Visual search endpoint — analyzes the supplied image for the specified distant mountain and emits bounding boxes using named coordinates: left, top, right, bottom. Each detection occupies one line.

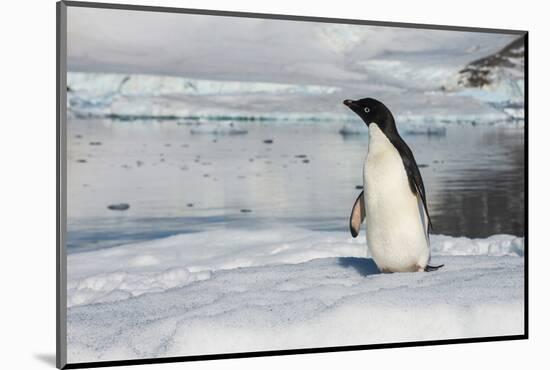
left=442, top=35, right=524, bottom=124
left=456, top=36, right=525, bottom=89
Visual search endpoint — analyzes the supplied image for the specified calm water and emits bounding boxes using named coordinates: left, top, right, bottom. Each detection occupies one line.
left=67, top=119, right=525, bottom=251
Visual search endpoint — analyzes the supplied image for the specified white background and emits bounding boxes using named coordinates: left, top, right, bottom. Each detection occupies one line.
left=0, top=0, right=546, bottom=369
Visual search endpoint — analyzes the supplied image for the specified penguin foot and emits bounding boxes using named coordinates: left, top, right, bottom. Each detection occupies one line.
left=424, top=264, right=444, bottom=272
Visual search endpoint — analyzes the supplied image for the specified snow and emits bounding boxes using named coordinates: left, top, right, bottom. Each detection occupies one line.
left=67, top=227, right=524, bottom=363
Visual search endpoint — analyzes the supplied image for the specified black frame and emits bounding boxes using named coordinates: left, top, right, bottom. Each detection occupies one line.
left=56, top=1, right=528, bottom=369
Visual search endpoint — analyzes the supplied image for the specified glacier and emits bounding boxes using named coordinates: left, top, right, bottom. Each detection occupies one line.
left=67, top=71, right=522, bottom=127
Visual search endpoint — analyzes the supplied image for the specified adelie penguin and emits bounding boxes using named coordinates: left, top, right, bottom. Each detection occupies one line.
left=343, top=98, right=443, bottom=273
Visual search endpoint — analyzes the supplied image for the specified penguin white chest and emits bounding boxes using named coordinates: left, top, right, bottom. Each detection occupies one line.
left=363, top=124, right=429, bottom=272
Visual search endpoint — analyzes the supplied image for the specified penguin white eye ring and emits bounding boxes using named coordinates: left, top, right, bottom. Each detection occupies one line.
left=364, top=107, right=370, bottom=113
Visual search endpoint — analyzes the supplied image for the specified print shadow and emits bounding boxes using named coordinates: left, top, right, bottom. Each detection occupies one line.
left=34, top=353, right=56, bottom=366
left=338, top=257, right=380, bottom=276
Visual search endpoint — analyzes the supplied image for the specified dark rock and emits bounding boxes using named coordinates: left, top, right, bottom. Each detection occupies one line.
left=418, top=164, right=429, bottom=168
left=240, top=209, right=252, bottom=213
left=89, top=141, right=102, bottom=146
left=263, top=139, right=274, bottom=144
left=295, top=154, right=307, bottom=158
left=76, top=159, right=87, bottom=163
left=187, top=203, right=194, bottom=207
left=302, top=159, right=310, bottom=163
left=107, top=203, right=130, bottom=211
left=355, top=185, right=363, bottom=189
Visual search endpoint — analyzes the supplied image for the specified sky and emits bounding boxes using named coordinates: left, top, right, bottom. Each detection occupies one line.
left=67, top=6, right=517, bottom=89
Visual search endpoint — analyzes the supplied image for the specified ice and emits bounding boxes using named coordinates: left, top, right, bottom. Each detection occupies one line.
left=402, top=125, right=447, bottom=136
left=67, top=70, right=522, bottom=126
left=67, top=227, right=524, bottom=363
left=188, top=121, right=249, bottom=135
left=68, top=72, right=340, bottom=97
left=67, top=71, right=341, bottom=119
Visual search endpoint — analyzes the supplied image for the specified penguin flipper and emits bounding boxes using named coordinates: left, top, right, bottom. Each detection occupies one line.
left=349, top=191, right=366, bottom=238
left=393, top=137, right=433, bottom=232
left=415, top=189, right=430, bottom=244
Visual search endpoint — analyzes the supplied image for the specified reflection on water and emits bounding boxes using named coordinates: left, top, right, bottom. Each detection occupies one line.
left=67, top=119, right=524, bottom=251
left=413, top=127, right=525, bottom=237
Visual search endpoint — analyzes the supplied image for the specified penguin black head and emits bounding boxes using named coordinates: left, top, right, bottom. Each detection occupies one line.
left=343, top=98, right=396, bottom=133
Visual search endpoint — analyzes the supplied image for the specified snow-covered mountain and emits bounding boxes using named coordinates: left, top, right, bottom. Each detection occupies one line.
left=444, top=36, right=525, bottom=121
left=457, top=36, right=524, bottom=90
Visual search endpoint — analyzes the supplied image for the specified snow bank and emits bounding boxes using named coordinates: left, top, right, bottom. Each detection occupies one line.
left=68, top=228, right=523, bottom=308
left=67, top=228, right=524, bottom=363
left=431, top=234, right=524, bottom=257
left=67, top=248, right=524, bottom=363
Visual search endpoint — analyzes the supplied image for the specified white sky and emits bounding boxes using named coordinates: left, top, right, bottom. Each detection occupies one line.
left=67, top=6, right=517, bottom=87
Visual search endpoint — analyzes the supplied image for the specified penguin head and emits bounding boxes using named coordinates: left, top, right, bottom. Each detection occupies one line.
left=343, top=98, right=395, bottom=131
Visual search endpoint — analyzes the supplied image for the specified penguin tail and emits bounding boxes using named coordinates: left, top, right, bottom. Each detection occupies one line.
left=425, top=264, right=444, bottom=272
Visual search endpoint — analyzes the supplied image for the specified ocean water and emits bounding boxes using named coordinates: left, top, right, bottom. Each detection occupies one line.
left=66, top=118, right=525, bottom=252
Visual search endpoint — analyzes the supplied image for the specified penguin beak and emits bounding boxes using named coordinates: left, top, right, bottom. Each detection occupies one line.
left=343, top=99, right=354, bottom=107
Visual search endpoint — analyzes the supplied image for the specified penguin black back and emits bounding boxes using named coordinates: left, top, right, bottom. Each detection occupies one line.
left=343, top=97, right=433, bottom=232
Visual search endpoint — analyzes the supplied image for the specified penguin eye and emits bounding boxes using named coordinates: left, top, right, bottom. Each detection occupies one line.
left=364, top=107, right=370, bottom=113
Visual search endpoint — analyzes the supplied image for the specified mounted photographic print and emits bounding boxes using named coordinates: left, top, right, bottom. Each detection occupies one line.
left=56, top=1, right=527, bottom=368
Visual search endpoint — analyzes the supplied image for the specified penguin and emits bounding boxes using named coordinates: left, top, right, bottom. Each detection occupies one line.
left=343, top=98, right=443, bottom=273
